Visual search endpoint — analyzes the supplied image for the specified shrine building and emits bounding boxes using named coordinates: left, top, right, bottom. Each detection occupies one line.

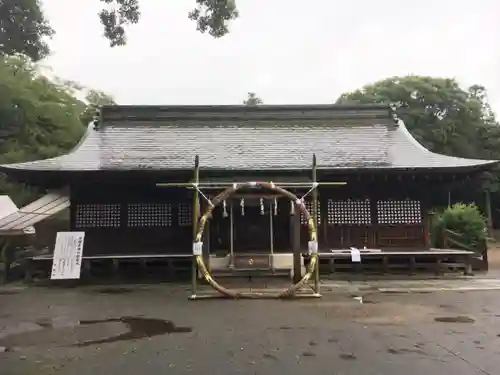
left=0, top=104, right=496, bottom=278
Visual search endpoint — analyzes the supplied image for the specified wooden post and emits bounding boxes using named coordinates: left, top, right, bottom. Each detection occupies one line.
left=485, top=189, right=493, bottom=234
left=229, top=201, right=235, bottom=268
left=191, top=155, right=200, bottom=297
left=269, top=200, right=275, bottom=270
left=0, top=238, right=10, bottom=284
left=312, top=154, right=320, bottom=294
left=423, top=211, right=432, bottom=249
left=292, top=212, right=301, bottom=283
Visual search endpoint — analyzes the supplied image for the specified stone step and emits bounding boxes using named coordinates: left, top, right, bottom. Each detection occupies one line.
left=233, top=254, right=271, bottom=269
left=211, top=267, right=291, bottom=278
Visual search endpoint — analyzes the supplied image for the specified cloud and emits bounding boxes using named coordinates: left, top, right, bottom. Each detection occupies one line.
left=41, top=0, right=500, bottom=114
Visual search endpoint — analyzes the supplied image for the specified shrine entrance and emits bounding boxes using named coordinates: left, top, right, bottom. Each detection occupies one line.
left=208, top=192, right=293, bottom=271
left=189, top=178, right=322, bottom=300
left=230, top=194, right=280, bottom=270
left=232, top=198, right=271, bottom=254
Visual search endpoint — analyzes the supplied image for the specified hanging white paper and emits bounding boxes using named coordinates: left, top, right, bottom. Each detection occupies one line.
left=50, top=232, right=85, bottom=280
left=350, top=247, right=361, bottom=263
left=192, top=241, right=203, bottom=255
left=308, top=241, right=318, bottom=254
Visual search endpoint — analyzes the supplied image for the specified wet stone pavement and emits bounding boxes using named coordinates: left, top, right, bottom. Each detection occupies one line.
left=1, top=282, right=500, bottom=375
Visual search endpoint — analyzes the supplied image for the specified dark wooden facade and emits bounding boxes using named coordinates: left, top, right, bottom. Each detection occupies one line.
left=0, top=104, right=497, bottom=263
left=65, top=172, right=477, bottom=257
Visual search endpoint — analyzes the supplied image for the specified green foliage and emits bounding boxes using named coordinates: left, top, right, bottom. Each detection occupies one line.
left=99, top=0, right=140, bottom=47
left=0, top=56, right=86, bottom=162
left=80, top=89, right=116, bottom=126
left=432, top=203, right=487, bottom=250
left=2, top=1, right=240, bottom=52
left=336, top=76, right=500, bottom=160
left=188, top=0, right=238, bottom=38
left=0, top=55, right=114, bottom=205
left=0, top=0, right=54, bottom=61
left=99, top=0, right=238, bottom=46
left=243, top=92, right=263, bottom=106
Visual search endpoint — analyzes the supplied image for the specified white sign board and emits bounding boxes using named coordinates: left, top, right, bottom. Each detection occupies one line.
left=350, top=247, right=361, bottom=263
left=51, top=232, right=85, bottom=280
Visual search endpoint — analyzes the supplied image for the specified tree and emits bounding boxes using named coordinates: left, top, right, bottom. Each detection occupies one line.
left=99, top=0, right=239, bottom=46
left=336, top=76, right=500, bottom=160
left=243, top=92, right=263, bottom=106
left=0, top=55, right=112, bottom=204
left=0, top=0, right=54, bottom=61
left=80, top=89, right=116, bottom=125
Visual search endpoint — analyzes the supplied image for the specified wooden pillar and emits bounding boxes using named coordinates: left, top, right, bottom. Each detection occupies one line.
left=369, top=182, right=379, bottom=249
left=292, top=212, right=301, bottom=283
left=485, top=189, right=493, bottom=234
left=191, top=155, right=200, bottom=295
left=0, top=238, right=11, bottom=284
left=204, top=220, right=210, bottom=270
left=312, top=154, right=320, bottom=293
left=423, top=211, right=433, bottom=249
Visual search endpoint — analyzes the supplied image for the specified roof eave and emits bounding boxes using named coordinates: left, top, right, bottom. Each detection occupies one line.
left=2, top=160, right=497, bottom=175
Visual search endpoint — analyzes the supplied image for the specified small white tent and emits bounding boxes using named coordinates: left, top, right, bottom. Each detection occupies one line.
left=0, top=195, right=36, bottom=236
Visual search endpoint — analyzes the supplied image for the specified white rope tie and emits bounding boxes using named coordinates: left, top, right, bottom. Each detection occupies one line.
left=193, top=184, right=214, bottom=207
left=300, top=183, right=318, bottom=201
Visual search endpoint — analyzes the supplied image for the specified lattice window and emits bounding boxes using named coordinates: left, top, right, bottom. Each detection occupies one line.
left=127, top=203, right=172, bottom=227
left=327, top=199, right=372, bottom=225
left=377, top=200, right=421, bottom=224
left=178, top=203, right=192, bottom=226
left=75, top=204, right=121, bottom=228
left=300, top=200, right=321, bottom=225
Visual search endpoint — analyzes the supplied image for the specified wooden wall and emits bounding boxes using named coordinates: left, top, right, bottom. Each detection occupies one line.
left=70, top=178, right=431, bottom=256
left=299, top=182, right=429, bottom=250
left=70, top=184, right=193, bottom=256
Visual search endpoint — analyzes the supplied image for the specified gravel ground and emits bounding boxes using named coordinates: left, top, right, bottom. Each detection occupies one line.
left=1, top=280, right=500, bottom=375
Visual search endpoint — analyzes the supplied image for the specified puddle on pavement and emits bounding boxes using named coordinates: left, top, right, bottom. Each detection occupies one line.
left=94, top=287, right=135, bottom=295
left=301, top=351, right=316, bottom=357
left=263, top=352, right=278, bottom=360
left=0, top=317, right=192, bottom=348
left=76, top=317, right=192, bottom=346
left=383, top=290, right=433, bottom=294
left=434, top=316, right=475, bottom=323
left=387, top=347, right=427, bottom=356
left=0, top=290, right=20, bottom=296
left=339, top=353, right=357, bottom=360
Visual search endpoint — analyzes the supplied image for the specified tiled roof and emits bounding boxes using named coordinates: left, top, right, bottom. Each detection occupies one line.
left=0, top=105, right=496, bottom=172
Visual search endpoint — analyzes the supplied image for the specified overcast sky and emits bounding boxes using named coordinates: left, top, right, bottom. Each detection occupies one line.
left=42, top=0, right=500, bottom=114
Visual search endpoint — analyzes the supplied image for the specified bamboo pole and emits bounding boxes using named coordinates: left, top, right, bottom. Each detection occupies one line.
left=156, top=181, right=346, bottom=188
left=312, top=154, right=320, bottom=295
left=191, top=155, right=200, bottom=297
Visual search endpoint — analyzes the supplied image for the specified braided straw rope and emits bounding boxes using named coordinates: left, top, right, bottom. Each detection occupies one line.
left=194, top=181, right=319, bottom=299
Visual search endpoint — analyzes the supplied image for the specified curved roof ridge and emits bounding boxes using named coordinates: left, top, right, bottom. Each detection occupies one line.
left=395, top=118, right=432, bottom=154
left=67, top=122, right=95, bottom=154
left=0, top=123, right=97, bottom=170
left=391, top=118, right=497, bottom=168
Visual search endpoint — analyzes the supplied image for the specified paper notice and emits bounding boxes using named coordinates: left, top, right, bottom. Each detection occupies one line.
left=350, top=247, right=361, bottom=263
left=50, top=232, right=85, bottom=280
